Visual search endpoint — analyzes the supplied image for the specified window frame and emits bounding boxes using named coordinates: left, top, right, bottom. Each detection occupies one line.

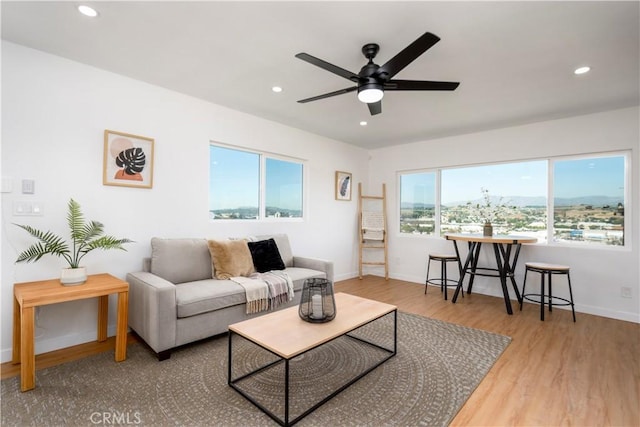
left=397, top=150, right=631, bottom=250
left=209, top=142, right=306, bottom=222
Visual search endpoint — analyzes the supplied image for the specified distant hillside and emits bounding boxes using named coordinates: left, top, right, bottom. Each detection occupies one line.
left=553, top=196, right=623, bottom=207
left=435, top=195, right=624, bottom=208
left=401, top=202, right=435, bottom=209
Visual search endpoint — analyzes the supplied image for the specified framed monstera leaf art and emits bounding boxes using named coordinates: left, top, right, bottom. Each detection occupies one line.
left=103, top=130, right=154, bottom=189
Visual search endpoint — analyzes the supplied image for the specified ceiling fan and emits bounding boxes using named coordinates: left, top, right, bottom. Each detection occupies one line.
left=295, top=31, right=460, bottom=116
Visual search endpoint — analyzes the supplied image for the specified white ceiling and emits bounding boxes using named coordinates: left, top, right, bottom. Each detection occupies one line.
left=2, top=1, right=639, bottom=149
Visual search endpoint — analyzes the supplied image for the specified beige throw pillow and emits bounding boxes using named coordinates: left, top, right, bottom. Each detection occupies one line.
left=207, top=239, right=255, bottom=280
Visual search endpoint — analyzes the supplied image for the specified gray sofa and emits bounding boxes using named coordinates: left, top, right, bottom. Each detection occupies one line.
left=126, top=234, right=333, bottom=360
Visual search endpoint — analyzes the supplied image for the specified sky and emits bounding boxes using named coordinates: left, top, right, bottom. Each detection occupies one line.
left=210, top=146, right=258, bottom=210
left=441, top=160, right=548, bottom=203
left=553, top=156, right=625, bottom=198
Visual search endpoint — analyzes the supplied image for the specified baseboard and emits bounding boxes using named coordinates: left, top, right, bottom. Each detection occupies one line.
left=574, top=304, right=640, bottom=323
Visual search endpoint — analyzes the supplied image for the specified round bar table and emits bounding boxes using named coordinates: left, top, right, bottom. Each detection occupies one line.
left=444, top=233, right=537, bottom=315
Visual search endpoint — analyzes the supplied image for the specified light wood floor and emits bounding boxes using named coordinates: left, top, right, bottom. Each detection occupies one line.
left=2, top=276, right=639, bottom=426
left=337, top=277, right=640, bottom=426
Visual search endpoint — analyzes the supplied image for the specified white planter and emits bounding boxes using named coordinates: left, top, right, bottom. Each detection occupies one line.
left=60, top=267, right=87, bottom=286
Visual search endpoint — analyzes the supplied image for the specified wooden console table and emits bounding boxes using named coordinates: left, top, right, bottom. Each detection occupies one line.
left=12, top=273, right=129, bottom=391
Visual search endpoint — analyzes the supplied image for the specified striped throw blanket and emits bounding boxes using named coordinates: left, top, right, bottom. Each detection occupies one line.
left=230, top=271, right=294, bottom=314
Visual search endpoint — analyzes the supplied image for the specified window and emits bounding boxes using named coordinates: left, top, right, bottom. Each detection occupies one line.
left=399, top=172, right=436, bottom=235
left=441, top=160, right=548, bottom=238
left=399, top=152, right=628, bottom=247
left=209, top=145, right=304, bottom=220
left=553, top=155, right=625, bottom=246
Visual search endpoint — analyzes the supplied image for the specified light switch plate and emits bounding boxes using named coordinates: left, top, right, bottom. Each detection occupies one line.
left=22, top=179, right=35, bottom=194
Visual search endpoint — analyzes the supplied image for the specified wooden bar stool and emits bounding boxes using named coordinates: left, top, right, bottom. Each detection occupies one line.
left=520, top=262, right=576, bottom=322
left=425, top=253, right=459, bottom=300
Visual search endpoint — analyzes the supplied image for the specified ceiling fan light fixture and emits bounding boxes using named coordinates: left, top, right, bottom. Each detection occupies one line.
left=357, top=84, right=384, bottom=104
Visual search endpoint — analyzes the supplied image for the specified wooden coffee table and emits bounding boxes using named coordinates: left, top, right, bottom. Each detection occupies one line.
left=228, top=292, right=397, bottom=426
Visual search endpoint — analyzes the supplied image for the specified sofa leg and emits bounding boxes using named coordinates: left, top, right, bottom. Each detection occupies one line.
left=157, top=350, right=171, bottom=361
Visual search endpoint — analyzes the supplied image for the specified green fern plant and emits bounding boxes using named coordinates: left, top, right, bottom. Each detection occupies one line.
left=15, top=198, right=132, bottom=268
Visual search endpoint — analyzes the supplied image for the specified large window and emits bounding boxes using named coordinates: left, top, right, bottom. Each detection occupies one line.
left=399, top=152, right=628, bottom=247
left=210, top=145, right=303, bottom=220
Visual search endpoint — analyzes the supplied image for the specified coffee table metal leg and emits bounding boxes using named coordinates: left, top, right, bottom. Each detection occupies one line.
left=284, top=359, right=290, bottom=426
left=227, top=331, right=233, bottom=386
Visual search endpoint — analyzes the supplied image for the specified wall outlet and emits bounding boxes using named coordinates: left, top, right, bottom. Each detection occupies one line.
left=621, top=286, right=632, bottom=298
left=13, top=201, right=44, bottom=216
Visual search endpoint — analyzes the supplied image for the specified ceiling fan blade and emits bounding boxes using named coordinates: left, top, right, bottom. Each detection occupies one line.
left=385, top=80, right=460, bottom=91
left=376, top=32, right=440, bottom=80
left=295, top=53, right=359, bottom=82
left=367, top=101, right=382, bottom=115
left=297, top=86, right=357, bottom=103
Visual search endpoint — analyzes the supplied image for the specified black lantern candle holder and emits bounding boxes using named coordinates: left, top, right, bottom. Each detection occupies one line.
left=299, top=278, right=336, bottom=323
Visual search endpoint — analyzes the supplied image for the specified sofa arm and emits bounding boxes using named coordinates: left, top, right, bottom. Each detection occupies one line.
left=293, top=256, right=334, bottom=283
left=126, top=271, right=177, bottom=354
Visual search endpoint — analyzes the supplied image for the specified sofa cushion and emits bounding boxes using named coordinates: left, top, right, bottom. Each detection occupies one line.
left=208, top=239, right=255, bottom=279
left=252, top=234, right=293, bottom=267
left=175, top=279, right=245, bottom=318
left=248, top=238, right=285, bottom=273
left=150, top=238, right=212, bottom=284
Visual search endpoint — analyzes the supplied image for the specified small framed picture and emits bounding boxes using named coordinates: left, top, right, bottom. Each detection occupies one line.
left=103, top=130, right=154, bottom=189
left=335, top=171, right=352, bottom=201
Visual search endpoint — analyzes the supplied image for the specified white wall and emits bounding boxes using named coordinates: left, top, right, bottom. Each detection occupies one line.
left=368, top=106, right=639, bottom=323
left=0, top=42, right=368, bottom=362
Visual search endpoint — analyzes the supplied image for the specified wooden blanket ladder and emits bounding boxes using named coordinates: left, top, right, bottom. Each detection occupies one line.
left=358, top=183, right=389, bottom=280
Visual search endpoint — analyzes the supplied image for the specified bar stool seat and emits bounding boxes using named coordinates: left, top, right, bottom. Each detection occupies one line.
left=520, top=262, right=576, bottom=322
left=425, top=253, right=459, bottom=300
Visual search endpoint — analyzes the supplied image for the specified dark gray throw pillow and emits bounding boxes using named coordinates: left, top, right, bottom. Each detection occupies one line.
left=248, top=238, right=286, bottom=273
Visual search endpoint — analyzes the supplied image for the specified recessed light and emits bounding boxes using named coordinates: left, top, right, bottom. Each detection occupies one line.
left=271, top=86, right=283, bottom=93
left=77, top=5, right=99, bottom=17
left=360, top=121, right=368, bottom=126
left=574, top=66, right=591, bottom=75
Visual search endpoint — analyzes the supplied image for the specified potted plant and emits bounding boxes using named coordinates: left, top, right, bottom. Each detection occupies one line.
left=14, top=198, right=132, bottom=285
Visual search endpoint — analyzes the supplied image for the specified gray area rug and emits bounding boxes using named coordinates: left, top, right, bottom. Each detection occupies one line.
left=2, top=312, right=510, bottom=426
